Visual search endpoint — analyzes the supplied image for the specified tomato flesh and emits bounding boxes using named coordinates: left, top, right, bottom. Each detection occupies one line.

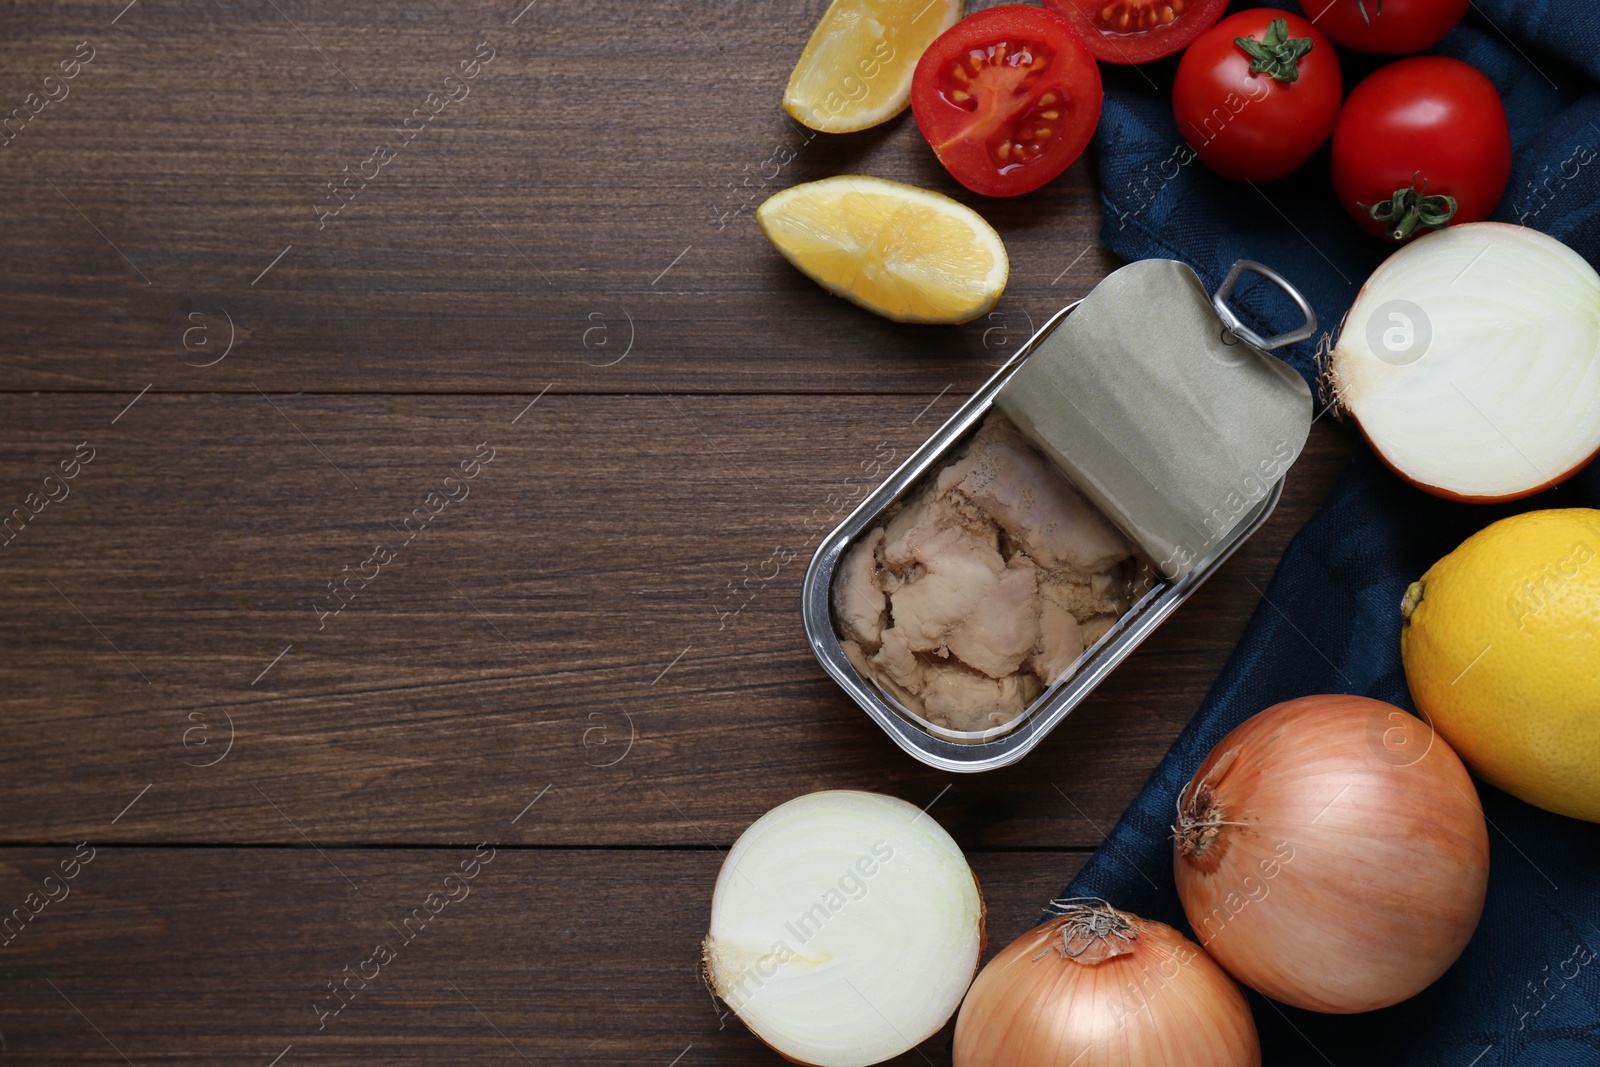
left=1314, top=0, right=1468, bottom=55
left=912, top=6, right=1102, bottom=197
left=1045, top=0, right=1229, bottom=64
left=930, top=43, right=1066, bottom=165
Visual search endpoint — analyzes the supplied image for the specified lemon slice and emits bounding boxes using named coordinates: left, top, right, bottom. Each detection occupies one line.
left=757, top=175, right=1008, bottom=324
left=784, top=0, right=963, bottom=133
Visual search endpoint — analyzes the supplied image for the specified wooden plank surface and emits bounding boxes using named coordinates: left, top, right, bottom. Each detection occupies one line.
left=0, top=392, right=1346, bottom=846
left=0, top=847, right=1084, bottom=1064
left=1, top=0, right=1356, bottom=1061
left=0, top=0, right=1116, bottom=396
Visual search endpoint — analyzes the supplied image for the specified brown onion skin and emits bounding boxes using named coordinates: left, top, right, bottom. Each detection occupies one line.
left=1173, top=694, right=1490, bottom=1014
left=953, top=908, right=1259, bottom=1067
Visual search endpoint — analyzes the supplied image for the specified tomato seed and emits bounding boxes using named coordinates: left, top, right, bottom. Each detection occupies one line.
left=1097, top=0, right=1187, bottom=31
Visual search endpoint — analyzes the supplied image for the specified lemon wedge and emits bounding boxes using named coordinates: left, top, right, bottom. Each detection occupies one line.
left=757, top=175, right=1008, bottom=324
left=783, top=0, right=963, bottom=133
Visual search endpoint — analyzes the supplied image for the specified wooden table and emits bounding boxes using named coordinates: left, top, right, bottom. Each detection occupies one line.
left=0, top=1, right=1349, bottom=1061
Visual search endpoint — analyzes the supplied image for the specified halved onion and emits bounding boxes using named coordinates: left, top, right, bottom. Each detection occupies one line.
left=1328, top=223, right=1600, bottom=501
left=703, top=790, right=984, bottom=1067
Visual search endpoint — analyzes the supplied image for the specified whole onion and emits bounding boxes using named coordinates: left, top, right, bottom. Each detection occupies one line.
left=1172, top=694, right=1490, bottom=1013
left=954, top=899, right=1259, bottom=1066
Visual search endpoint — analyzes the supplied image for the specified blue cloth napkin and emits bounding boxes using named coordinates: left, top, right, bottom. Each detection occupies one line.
left=1060, top=3, right=1600, bottom=1062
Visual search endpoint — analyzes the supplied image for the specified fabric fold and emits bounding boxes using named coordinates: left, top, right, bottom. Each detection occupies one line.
left=1061, top=3, right=1600, bottom=1062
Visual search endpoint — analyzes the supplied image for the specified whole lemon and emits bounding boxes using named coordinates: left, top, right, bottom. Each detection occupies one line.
left=1401, top=509, right=1600, bottom=822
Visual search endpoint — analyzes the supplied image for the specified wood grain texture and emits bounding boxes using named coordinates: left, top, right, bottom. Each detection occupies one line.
left=0, top=0, right=1117, bottom=396
left=0, top=392, right=1349, bottom=846
left=0, top=847, right=1086, bottom=1064
left=1, top=0, right=1359, bottom=1060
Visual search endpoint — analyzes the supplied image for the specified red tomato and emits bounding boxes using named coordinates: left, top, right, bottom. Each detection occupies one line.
left=1173, top=10, right=1342, bottom=183
left=911, top=6, right=1103, bottom=198
left=1044, top=0, right=1229, bottom=64
left=1331, top=57, right=1511, bottom=241
left=1312, top=0, right=1468, bottom=54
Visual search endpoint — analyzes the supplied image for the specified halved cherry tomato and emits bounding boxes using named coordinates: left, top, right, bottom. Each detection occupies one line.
left=911, top=5, right=1103, bottom=198
left=1044, top=0, right=1228, bottom=64
left=1314, top=0, right=1468, bottom=55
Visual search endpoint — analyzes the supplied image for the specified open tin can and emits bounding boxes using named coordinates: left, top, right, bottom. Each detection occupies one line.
left=801, top=259, right=1319, bottom=773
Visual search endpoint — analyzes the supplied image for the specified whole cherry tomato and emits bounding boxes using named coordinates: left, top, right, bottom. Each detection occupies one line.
left=1043, top=0, right=1229, bottom=64
left=1315, top=0, right=1469, bottom=54
left=911, top=6, right=1103, bottom=197
left=1173, top=10, right=1342, bottom=183
left=1331, top=56, right=1511, bottom=241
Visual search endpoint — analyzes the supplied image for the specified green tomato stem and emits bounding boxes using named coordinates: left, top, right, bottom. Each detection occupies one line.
left=1234, top=17, right=1314, bottom=84
left=1363, top=172, right=1458, bottom=241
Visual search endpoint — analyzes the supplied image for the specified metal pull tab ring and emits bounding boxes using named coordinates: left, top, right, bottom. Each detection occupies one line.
left=1211, top=259, right=1318, bottom=351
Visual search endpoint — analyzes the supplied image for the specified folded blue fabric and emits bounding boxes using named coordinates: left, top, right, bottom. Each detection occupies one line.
left=1062, top=3, right=1600, bottom=1062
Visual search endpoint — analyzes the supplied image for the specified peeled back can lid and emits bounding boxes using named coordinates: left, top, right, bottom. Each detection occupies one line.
left=994, top=258, right=1315, bottom=579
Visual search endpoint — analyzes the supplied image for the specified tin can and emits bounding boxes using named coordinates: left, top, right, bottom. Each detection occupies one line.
left=800, top=259, right=1317, bottom=773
